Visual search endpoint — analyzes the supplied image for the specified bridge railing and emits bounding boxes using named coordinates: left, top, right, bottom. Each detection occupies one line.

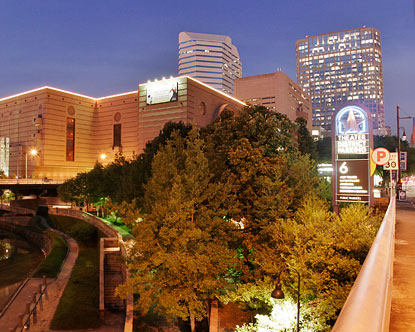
left=0, top=203, right=36, bottom=216
left=0, top=179, right=64, bottom=185
left=332, top=196, right=396, bottom=332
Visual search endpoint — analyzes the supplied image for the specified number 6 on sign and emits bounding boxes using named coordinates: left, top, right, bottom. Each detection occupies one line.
left=339, top=162, right=348, bottom=174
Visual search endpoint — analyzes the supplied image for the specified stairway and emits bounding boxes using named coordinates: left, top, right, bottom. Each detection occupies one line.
left=103, top=245, right=125, bottom=311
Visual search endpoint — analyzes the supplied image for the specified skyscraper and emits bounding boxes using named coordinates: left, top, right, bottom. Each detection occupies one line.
left=178, top=32, right=242, bottom=95
left=296, top=27, right=385, bottom=135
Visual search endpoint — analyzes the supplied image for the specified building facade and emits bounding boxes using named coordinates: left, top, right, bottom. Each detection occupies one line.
left=178, top=32, right=242, bottom=95
left=0, top=77, right=245, bottom=180
left=234, top=72, right=312, bottom=130
left=296, top=27, right=386, bottom=135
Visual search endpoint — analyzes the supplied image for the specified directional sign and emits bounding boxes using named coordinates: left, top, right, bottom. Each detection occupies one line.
left=383, top=152, right=398, bottom=170
left=372, top=147, right=390, bottom=165
left=336, top=159, right=369, bottom=202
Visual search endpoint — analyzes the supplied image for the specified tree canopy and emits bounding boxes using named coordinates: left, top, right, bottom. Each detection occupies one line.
left=115, top=106, right=320, bottom=330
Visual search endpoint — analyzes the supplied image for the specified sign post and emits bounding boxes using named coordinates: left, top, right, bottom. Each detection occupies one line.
left=383, top=152, right=398, bottom=195
left=332, top=104, right=373, bottom=213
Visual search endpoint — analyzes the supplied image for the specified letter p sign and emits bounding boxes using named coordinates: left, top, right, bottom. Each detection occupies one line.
left=372, top=147, right=391, bottom=166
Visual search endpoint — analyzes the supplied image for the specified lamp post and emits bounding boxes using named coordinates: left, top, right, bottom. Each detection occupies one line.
left=25, top=149, right=38, bottom=179
left=397, top=105, right=403, bottom=185
left=397, top=105, right=414, bottom=186
left=272, top=266, right=301, bottom=332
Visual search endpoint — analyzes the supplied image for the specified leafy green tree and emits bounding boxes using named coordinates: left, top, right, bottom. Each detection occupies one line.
left=316, top=137, right=332, bottom=163
left=266, top=196, right=381, bottom=329
left=128, top=121, right=193, bottom=207
left=295, top=117, right=317, bottom=160
left=58, top=122, right=192, bottom=207
left=58, top=172, right=89, bottom=206
left=117, top=130, right=239, bottom=332
left=201, top=106, right=320, bottom=281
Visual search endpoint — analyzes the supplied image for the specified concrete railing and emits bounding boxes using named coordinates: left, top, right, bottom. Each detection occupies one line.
left=0, top=203, right=36, bottom=216
left=332, top=196, right=396, bottom=332
left=51, top=208, right=121, bottom=241
left=0, top=179, right=64, bottom=185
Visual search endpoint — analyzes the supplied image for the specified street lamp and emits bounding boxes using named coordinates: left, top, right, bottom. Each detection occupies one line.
left=25, top=148, right=38, bottom=179
left=272, top=266, right=301, bottom=332
left=397, top=105, right=412, bottom=185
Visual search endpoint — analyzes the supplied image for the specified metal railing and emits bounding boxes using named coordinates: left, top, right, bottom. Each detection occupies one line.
left=12, top=277, right=48, bottom=332
left=0, top=179, right=64, bottom=185
left=332, top=196, right=396, bottom=332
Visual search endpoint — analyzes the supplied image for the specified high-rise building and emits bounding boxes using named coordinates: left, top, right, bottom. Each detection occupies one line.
left=178, top=32, right=242, bottom=95
left=296, top=27, right=386, bottom=135
left=234, top=72, right=312, bottom=130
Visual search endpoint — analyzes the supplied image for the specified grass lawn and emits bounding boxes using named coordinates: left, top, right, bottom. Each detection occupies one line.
left=32, top=230, right=68, bottom=278
left=48, top=215, right=104, bottom=330
left=99, top=215, right=133, bottom=240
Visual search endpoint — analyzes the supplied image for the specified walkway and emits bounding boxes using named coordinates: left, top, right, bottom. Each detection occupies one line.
left=0, top=229, right=79, bottom=331
left=390, top=198, right=415, bottom=331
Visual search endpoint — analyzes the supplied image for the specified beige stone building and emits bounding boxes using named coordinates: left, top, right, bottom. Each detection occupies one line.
left=234, top=72, right=312, bottom=130
left=0, top=76, right=245, bottom=180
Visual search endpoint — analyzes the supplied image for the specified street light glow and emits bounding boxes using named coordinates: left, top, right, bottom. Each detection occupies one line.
left=30, top=149, right=38, bottom=156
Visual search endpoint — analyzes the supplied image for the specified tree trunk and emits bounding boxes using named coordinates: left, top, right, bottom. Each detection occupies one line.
left=190, top=312, right=196, bottom=332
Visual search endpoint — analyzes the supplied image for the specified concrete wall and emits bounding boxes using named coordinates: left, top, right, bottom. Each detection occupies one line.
left=95, top=92, right=139, bottom=160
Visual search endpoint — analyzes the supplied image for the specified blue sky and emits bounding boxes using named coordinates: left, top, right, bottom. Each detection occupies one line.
left=0, top=0, right=414, bottom=134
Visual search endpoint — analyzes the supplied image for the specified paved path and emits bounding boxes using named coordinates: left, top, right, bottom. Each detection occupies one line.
left=0, top=227, right=79, bottom=331
left=390, top=199, right=415, bottom=331
left=30, top=234, right=79, bottom=332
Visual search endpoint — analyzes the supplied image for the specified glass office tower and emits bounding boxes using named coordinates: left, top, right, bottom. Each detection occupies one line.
left=179, top=32, right=242, bottom=95
left=296, top=27, right=385, bottom=135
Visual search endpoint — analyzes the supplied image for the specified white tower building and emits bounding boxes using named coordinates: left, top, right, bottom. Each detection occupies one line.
left=178, top=32, right=242, bottom=95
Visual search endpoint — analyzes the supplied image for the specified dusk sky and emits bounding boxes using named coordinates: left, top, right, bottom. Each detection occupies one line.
left=0, top=0, right=414, bottom=135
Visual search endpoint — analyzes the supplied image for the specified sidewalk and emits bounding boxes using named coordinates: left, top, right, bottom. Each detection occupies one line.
left=389, top=200, right=415, bottom=331
left=31, top=235, right=78, bottom=332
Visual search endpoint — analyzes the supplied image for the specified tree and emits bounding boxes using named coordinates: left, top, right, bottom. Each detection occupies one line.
left=114, top=106, right=322, bottom=330
left=316, top=136, right=332, bottom=163
left=117, top=130, right=239, bottom=332
left=57, top=122, right=192, bottom=207
left=201, top=106, right=320, bottom=278
left=295, top=117, right=317, bottom=160
left=266, top=196, right=381, bottom=329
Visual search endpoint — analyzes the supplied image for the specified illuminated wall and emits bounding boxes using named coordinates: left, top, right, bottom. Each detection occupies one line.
left=296, top=27, right=385, bottom=135
left=0, top=77, right=245, bottom=180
